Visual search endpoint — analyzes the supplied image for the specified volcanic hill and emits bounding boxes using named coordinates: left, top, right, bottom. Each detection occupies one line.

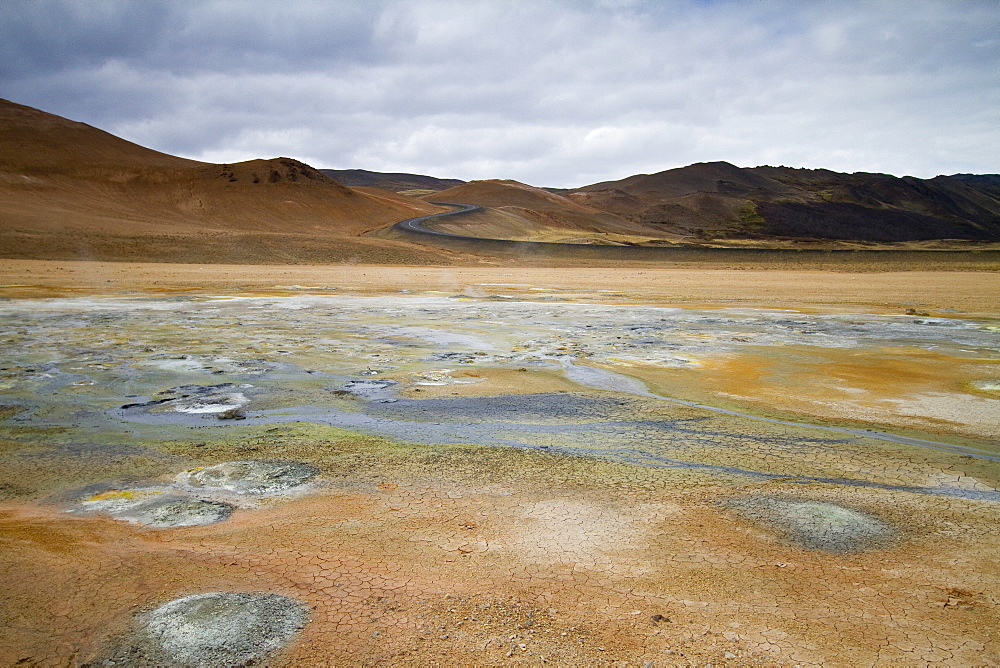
left=415, top=179, right=678, bottom=245
left=4, top=98, right=999, bottom=264
left=0, top=99, right=450, bottom=264
left=320, top=168, right=464, bottom=196
left=570, top=161, right=1000, bottom=243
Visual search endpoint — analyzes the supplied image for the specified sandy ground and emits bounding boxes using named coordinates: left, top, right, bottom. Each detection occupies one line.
left=1, top=260, right=998, bottom=314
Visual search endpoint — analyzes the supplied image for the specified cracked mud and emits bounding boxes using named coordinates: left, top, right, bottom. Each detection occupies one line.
left=0, top=291, right=997, bottom=665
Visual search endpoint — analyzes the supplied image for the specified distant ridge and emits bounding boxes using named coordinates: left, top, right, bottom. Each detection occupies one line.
left=569, top=161, right=1000, bottom=242
left=949, top=173, right=1000, bottom=199
left=3, top=97, right=998, bottom=257
left=320, top=168, right=464, bottom=193
left=414, top=179, right=671, bottom=244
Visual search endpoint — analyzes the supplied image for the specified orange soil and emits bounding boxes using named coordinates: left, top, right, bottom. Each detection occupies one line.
left=0, top=262, right=998, bottom=665
left=2, top=471, right=997, bottom=666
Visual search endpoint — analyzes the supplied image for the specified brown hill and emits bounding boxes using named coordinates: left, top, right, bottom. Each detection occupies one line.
left=320, top=169, right=464, bottom=194
left=0, top=99, right=199, bottom=173
left=419, top=179, right=679, bottom=244
left=572, top=161, right=1000, bottom=242
left=0, top=99, right=452, bottom=263
left=581, top=161, right=791, bottom=199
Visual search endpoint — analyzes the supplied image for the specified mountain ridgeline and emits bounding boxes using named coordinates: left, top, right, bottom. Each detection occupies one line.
left=325, top=162, right=1000, bottom=243
left=569, top=162, right=1000, bottom=242
left=2, top=97, right=998, bottom=254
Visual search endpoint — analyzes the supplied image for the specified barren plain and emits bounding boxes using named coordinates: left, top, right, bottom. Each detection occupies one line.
left=0, top=262, right=998, bottom=666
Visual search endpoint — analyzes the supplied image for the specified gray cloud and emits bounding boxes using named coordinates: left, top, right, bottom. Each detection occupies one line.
left=2, top=0, right=997, bottom=186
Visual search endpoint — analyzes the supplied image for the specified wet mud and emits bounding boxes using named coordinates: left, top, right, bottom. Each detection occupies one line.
left=0, top=293, right=997, bottom=665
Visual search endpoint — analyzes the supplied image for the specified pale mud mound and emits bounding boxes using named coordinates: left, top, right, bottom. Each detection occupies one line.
left=125, top=497, right=235, bottom=528
left=154, top=384, right=251, bottom=415
left=726, top=497, right=897, bottom=553
left=78, top=489, right=234, bottom=528
left=511, top=499, right=676, bottom=573
left=119, top=383, right=253, bottom=420
left=177, top=460, right=318, bottom=495
left=102, top=592, right=307, bottom=667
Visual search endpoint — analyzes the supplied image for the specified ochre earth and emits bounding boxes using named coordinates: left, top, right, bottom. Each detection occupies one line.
left=2, top=261, right=998, bottom=313
left=0, top=263, right=997, bottom=666
left=2, top=454, right=998, bottom=666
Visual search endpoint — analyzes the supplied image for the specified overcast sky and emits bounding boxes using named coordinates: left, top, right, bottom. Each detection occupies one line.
left=2, top=0, right=997, bottom=187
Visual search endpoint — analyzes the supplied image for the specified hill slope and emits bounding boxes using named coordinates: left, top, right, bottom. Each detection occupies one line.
left=320, top=168, right=464, bottom=194
left=571, top=161, right=1000, bottom=242
left=0, top=99, right=450, bottom=263
left=418, top=179, right=678, bottom=244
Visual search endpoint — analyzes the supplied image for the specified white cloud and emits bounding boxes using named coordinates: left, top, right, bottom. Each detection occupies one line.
left=2, top=0, right=997, bottom=186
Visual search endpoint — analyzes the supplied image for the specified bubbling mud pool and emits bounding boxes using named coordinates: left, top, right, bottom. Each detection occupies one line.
left=0, top=293, right=998, bottom=665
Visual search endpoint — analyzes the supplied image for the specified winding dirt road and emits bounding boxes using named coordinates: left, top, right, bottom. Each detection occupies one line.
left=393, top=202, right=1000, bottom=267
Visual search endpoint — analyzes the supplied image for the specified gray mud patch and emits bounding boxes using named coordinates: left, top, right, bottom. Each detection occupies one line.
left=368, top=392, right=649, bottom=424
left=122, top=384, right=252, bottom=415
left=70, top=459, right=322, bottom=527
left=338, top=378, right=398, bottom=401
left=725, top=497, right=897, bottom=553
left=101, top=592, right=308, bottom=667
left=122, top=497, right=235, bottom=528
left=76, top=488, right=235, bottom=528
left=177, top=460, right=319, bottom=495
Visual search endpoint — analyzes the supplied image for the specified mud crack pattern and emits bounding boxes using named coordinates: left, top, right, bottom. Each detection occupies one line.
left=0, top=294, right=996, bottom=665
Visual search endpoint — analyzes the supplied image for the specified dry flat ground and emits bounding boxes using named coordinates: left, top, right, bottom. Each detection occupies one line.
left=4, top=461, right=997, bottom=666
left=0, top=260, right=998, bottom=666
left=2, top=260, right=998, bottom=313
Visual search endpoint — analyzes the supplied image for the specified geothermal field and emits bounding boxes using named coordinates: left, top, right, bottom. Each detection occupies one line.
left=4, top=0, right=999, bottom=662
left=0, top=264, right=997, bottom=665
